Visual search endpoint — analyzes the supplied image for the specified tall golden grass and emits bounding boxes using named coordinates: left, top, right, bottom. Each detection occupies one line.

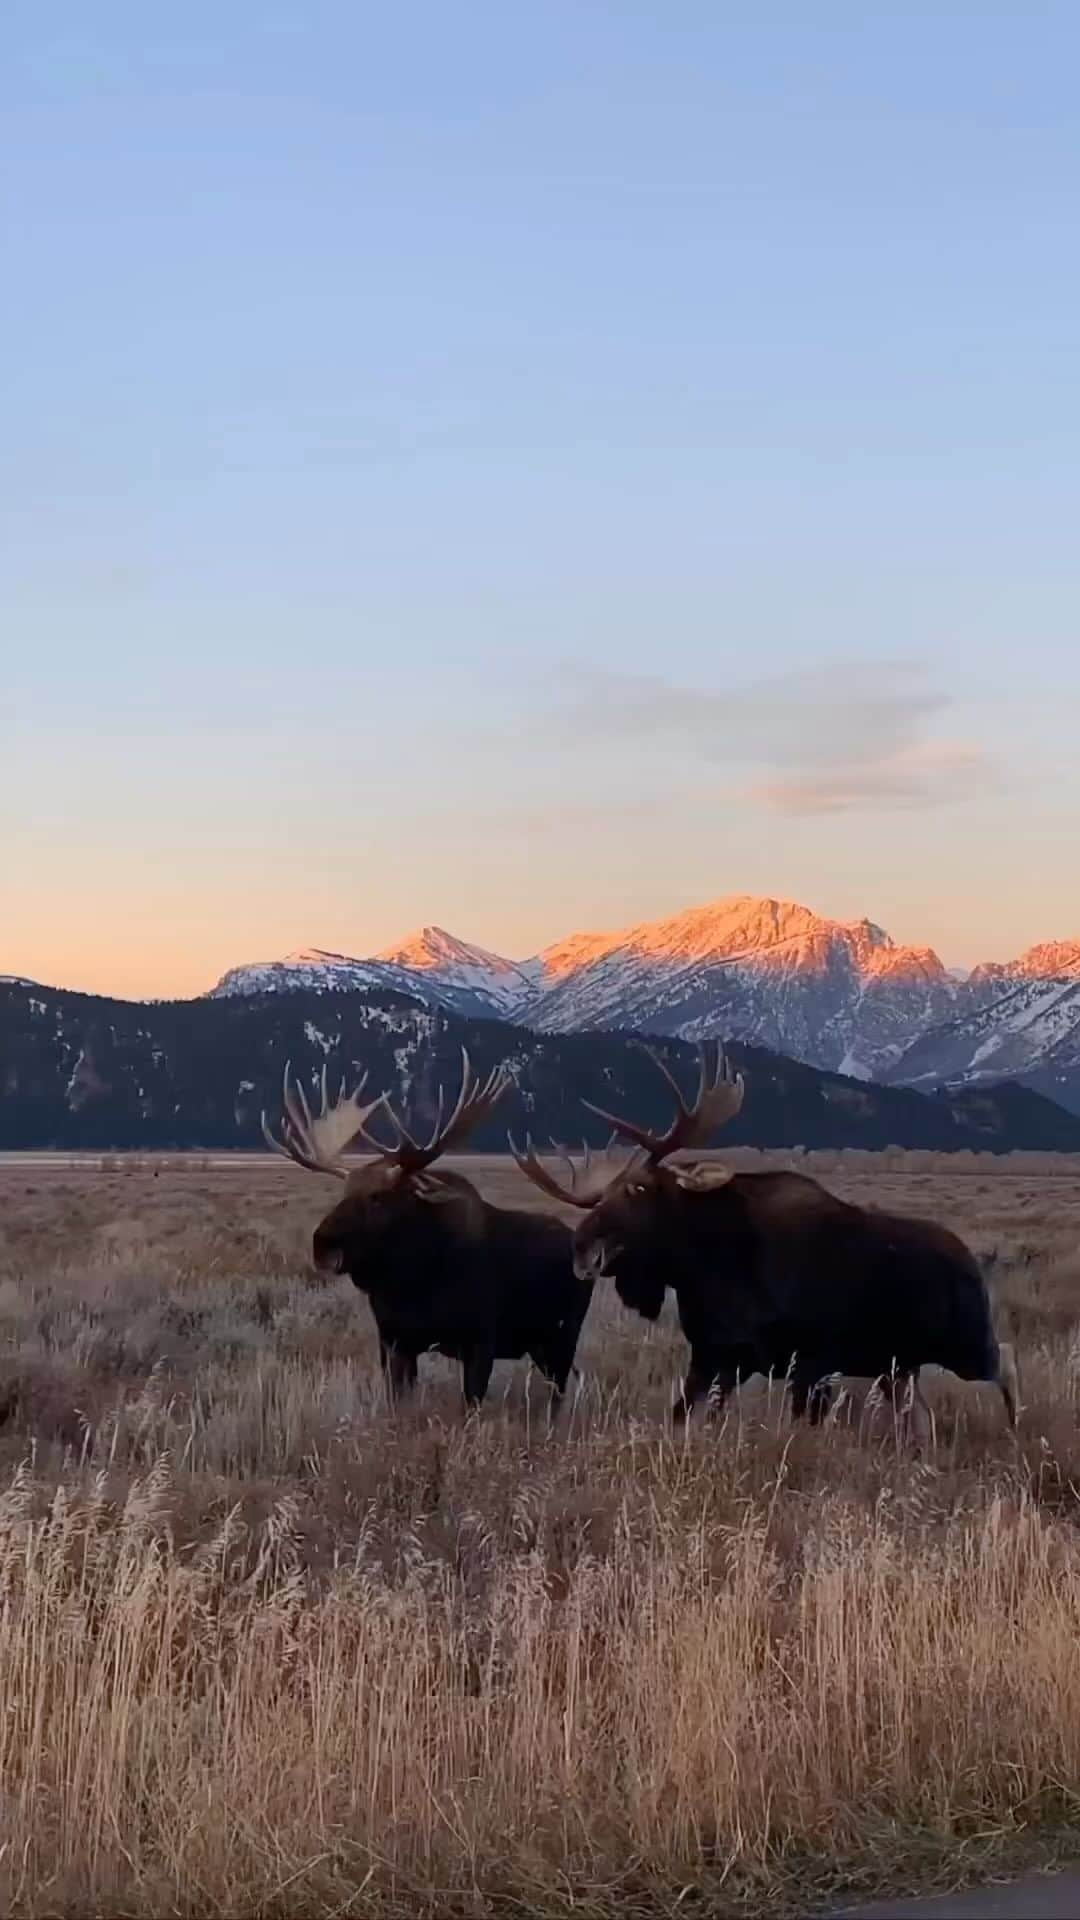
left=1, top=1155, right=1079, bottom=1916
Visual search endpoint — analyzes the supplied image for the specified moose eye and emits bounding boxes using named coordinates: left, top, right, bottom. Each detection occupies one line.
left=628, top=1182, right=649, bottom=1197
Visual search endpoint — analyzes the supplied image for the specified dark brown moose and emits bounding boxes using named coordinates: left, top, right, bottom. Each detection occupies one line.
left=263, top=1049, right=590, bottom=1407
left=511, top=1043, right=1018, bottom=1429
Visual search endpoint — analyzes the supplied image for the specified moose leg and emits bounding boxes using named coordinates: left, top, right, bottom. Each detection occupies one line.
left=531, top=1331, right=578, bottom=1399
left=672, top=1359, right=738, bottom=1424
left=879, top=1368, right=925, bottom=1412
left=790, top=1363, right=834, bottom=1426
left=873, top=1368, right=932, bottom=1441
left=997, top=1342, right=1020, bottom=1429
left=381, top=1342, right=418, bottom=1402
left=462, top=1347, right=495, bottom=1409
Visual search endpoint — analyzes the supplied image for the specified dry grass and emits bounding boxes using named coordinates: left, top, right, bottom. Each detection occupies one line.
left=1, top=1153, right=1080, bottom=1917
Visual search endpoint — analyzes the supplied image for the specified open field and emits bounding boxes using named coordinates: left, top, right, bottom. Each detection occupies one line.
left=1, top=1153, right=1080, bottom=1917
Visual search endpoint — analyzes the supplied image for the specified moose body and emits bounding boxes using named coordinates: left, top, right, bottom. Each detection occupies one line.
left=314, top=1171, right=589, bottom=1404
left=589, top=1166, right=1016, bottom=1423
left=264, top=1051, right=592, bottom=1408
left=512, top=1046, right=1018, bottom=1430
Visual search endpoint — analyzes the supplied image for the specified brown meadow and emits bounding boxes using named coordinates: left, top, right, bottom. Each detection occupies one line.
left=1, top=1150, right=1080, bottom=1917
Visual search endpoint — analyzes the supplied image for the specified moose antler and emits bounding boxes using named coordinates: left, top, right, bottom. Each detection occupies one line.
left=507, top=1135, right=638, bottom=1210
left=583, top=1041, right=744, bottom=1163
left=356, top=1048, right=511, bottom=1177
left=261, top=1063, right=387, bottom=1179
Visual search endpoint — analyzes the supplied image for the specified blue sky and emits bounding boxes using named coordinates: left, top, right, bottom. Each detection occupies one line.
left=3, top=1, right=1078, bottom=996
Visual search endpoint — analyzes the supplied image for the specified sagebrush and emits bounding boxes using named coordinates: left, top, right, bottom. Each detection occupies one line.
left=1, top=1153, right=1080, bottom=1917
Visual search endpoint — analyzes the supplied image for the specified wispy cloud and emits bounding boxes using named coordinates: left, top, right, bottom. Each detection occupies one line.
left=546, top=660, right=998, bottom=815
left=750, top=740, right=995, bottom=814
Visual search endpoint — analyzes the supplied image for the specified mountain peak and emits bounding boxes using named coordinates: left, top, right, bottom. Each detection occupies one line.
left=525, top=892, right=954, bottom=1078
left=374, top=926, right=535, bottom=1015
left=535, top=892, right=937, bottom=982
left=197, top=894, right=1080, bottom=1115
left=1011, top=940, right=1080, bottom=980
left=376, top=925, right=513, bottom=973
left=281, top=947, right=361, bottom=967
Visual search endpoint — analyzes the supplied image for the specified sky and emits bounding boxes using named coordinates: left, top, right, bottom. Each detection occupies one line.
left=3, top=0, right=1078, bottom=999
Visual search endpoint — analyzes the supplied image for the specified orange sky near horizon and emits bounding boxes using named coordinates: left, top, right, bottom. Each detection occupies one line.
left=6, top=8, right=1080, bottom=1002
left=8, top=818, right=1078, bottom=1004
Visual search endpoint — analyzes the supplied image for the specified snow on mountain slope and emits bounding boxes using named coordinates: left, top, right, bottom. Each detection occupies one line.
left=209, top=939, right=528, bottom=1022
left=888, top=973, right=1080, bottom=1114
left=210, top=949, right=418, bottom=1002
left=534, top=896, right=892, bottom=983
left=1010, top=941, right=1080, bottom=979
left=374, top=926, right=535, bottom=1016
left=202, top=895, right=1080, bottom=1101
left=527, top=896, right=958, bottom=1078
left=966, top=941, right=1080, bottom=1004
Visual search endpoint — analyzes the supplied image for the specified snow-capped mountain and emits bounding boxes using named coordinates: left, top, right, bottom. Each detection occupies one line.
left=210, top=934, right=533, bottom=1022
left=999, top=940, right=1080, bottom=980
left=881, top=937, right=1080, bottom=1114
left=373, top=927, right=536, bottom=1017
left=889, top=964, right=1080, bottom=1114
left=526, top=896, right=957, bottom=1080
left=209, top=897, right=961, bottom=1079
left=204, top=896, right=1080, bottom=1110
left=965, top=940, right=1080, bottom=1003
left=892, top=973, right=1080, bottom=1086
left=210, top=948, right=419, bottom=1000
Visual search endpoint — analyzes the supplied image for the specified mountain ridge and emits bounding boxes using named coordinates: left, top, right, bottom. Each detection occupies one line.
left=3, top=976, right=1080, bottom=1154
left=14, top=893, right=1080, bottom=1113
left=204, top=894, right=971, bottom=1085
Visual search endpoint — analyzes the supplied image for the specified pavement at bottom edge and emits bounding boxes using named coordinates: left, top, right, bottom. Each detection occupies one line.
left=829, top=1867, right=1080, bottom=1918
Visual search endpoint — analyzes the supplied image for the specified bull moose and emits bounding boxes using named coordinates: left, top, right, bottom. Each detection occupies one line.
left=263, top=1050, right=590, bottom=1407
left=511, top=1044, right=1019, bottom=1429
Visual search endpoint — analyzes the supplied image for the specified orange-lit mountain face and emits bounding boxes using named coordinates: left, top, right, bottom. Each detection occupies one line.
left=521, top=896, right=957, bottom=1080
left=362, top=898, right=951, bottom=999
left=374, top=927, right=536, bottom=1015
left=532, top=896, right=947, bottom=988
left=970, top=941, right=1080, bottom=990
left=209, top=895, right=961, bottom=1080
left=205, top=895, right=1080, bottom=1108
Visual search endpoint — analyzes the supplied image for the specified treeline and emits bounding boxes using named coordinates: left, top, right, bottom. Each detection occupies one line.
left=3, top=980, right=1080, bottom=1154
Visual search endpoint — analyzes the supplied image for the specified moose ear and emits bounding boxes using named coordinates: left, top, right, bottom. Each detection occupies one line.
left=672, top=1163, right=734, bottom=1192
